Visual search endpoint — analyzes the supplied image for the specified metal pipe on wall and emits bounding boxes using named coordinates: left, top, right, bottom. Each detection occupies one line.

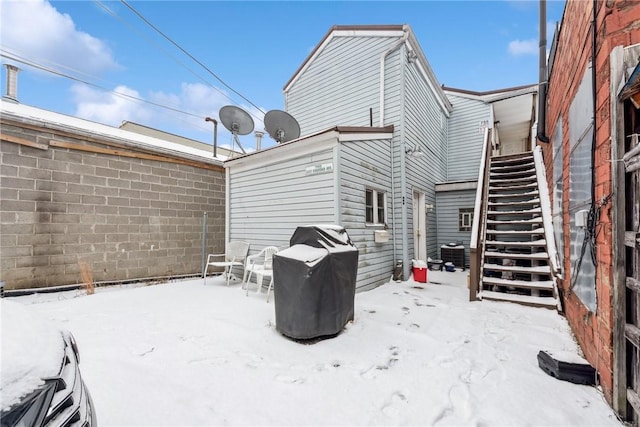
left=537, top=0, right=550, bottom=143
left=201, top=212, right=208, bottom=278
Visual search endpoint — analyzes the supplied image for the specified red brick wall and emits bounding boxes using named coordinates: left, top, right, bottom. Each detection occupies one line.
left=543, top=0, right=640, bottom=405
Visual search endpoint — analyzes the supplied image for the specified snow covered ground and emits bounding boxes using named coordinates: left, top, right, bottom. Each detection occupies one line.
left=5, top=270, right=622, bottom=426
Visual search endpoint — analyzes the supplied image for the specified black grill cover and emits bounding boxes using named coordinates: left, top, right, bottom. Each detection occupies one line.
left=273, top=225, right=358, bottom=340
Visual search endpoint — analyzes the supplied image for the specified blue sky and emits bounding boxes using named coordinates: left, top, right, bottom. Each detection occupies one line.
left=0, top=0, right=565, bottom=150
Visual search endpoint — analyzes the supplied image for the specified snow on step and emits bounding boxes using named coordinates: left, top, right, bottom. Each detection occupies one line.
left=489, top=198, right=540, bottom=206
left=483, top=263, right=552, bottom=275
left=490, top=176, right=537, bottom=184
left=484, top=251, right=549, bottom=260
left=491, top=154, right=534, bottom=164
left=480, top=290, right=558, bottom=309
left=485, top=228, right=545, bottom=235
left=485, top=239, right=547, bottom=246
left=487, top=207, right=542, bottom=215
left=489, top=182, right=538, bottom=191
left=491, top=163, right=534, bottom=173
left=487, top=217, right=543, bottom=225
left=488, top=190, right=539, bottom=198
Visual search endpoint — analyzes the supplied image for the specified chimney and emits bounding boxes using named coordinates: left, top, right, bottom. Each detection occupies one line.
left=254, top=130, right=264, bottom=151
left=4, top=64, right=20, bottom=102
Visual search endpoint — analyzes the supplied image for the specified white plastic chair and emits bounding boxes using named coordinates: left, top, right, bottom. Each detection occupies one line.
left=204, top=241, right=250, bottom=286
left=242, top=246, right=278, bottom=301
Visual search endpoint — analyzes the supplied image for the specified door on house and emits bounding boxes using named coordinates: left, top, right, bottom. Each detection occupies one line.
left=413, top=191, right=427, bottom=261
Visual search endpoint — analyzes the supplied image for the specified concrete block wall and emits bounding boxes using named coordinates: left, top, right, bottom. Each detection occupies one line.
left=544, top=0, right=640, bottom=406
left=0, top=122, right=225, bottom=290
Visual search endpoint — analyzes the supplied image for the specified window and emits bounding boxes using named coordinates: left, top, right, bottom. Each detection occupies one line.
left=365, top=189, right=386, bottom=225
left=568, top=63, right=595, bottom=312
left=459, top=208, right=474, bottom=231
left=552, top=117, right=564, bottom=266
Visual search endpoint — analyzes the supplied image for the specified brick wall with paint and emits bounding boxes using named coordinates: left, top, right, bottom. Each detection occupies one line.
left=0, top=120, right=225, bottom=290
left=543, top=0, right=640, bottom=405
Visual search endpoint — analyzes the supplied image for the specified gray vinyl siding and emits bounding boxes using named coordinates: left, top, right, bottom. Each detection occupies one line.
left=339, top=139, right=394, bottom=290
left=403, top=52, right=449, bottom=260
left=445, top=93, right=491, bottom=181
left=435, top=188, right=476, bottom=266
left=384, top=49, right=406, bottom=265
left=228, top=149, right=336, bottom=253
left=286, top=35, right=402, bottom=135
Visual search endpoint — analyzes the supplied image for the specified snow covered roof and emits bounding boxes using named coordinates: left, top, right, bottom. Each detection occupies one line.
left=0, top=100, right=224, bottom=166
left=224, top=125, right=394, bottom=170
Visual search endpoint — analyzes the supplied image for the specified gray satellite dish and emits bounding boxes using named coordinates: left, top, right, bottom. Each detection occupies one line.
left=264, top=110, right=301, bottom=144
left=219, top=105, right=254, bottom=154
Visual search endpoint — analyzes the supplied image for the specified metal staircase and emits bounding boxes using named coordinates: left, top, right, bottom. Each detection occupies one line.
left=477, top=151, right=561, bottom=310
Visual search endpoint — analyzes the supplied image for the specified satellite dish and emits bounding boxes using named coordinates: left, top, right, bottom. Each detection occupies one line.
left=219, top=105, right=254, bottom=154
left=264, top=110, right=301, bottom=143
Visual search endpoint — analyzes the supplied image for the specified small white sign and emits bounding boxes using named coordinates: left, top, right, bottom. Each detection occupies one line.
left=305, top=163, right=334, bottom=175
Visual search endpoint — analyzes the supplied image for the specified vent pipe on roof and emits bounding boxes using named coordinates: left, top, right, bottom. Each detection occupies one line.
left=536, top=0, right=550, bottom=143
left=3, top=64, right=20, bottom=102
left=254, top=130, right=264, bottom=151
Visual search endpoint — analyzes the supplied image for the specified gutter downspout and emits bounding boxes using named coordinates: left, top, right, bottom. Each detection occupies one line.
left=381, top=27, right=408, bottom=270
left=399, top=47, right=409, bottom=280
left=537, top=0, right=550, bottom=143
left=379, top=28, right=409, bottom=127
left=591, top=0, right=597, bottom=210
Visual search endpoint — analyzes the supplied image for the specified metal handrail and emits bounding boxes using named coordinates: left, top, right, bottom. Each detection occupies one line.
left=469, top=127, right=493, bottom=301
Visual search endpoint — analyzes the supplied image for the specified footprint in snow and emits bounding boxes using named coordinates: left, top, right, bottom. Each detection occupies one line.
left=381, top=391, right=408, bottom=421
left=275, top=374, right=306, bottom=384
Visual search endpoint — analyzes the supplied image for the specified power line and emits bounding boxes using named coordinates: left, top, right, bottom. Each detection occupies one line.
left=0, top=50, right=208, bottom=123
left=92, top=1, right=232, bottom=107
left=119, top=0, right=266, bottom=115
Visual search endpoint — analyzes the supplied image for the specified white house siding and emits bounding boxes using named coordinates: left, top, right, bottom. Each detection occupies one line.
left=403, top=57, right=449, bottom=260
left=228, top=149, right=336, bottom=252
left=339, top=139, right=394, bottom=290
left=435, top=188, right=476, bottom=266
left=445, top=93, right=491, bottom=181
left=286, top=35, right=402, bottom=136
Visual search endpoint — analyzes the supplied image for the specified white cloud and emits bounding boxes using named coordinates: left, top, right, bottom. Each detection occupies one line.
left=0, top=0, right=118, bottom=74
left=508, top=39, right=538, bottom=56
left=150, top=83, right=266, bottom=140
left=69, top=81, right=267, bottom=150
left=72, top=84, right=152, bottom=126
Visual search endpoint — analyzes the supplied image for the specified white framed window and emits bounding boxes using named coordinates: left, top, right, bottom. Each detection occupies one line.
left=459, top=208, right=473, bottom=232
left=365, top=189, right=386, bottom=225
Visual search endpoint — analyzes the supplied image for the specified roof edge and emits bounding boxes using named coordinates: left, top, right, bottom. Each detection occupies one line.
left=283, top=25, right=406, bottom=92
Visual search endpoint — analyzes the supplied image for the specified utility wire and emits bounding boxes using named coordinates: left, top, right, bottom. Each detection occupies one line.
left=119, top=0, right=266, bottom=115
left=0, top=50, right=211, bottom=125
left=93, top=1, right=232, bottom=108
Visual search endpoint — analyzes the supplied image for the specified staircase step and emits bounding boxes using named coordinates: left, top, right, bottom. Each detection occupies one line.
left=491, top=152, right=534, bottom=164
left=490, top=176, right=537, bottom=184
left=479, top=290, right=558, bottom=309
left=489, top=198, right=540, bottom=207
left=489, top=182, right=538, bottom=191
left=487, top=208, right=541, bottom=215
left=490, top=171, right=536, bottom=180
left=485, top=239, right=547, bottom=247
left=491, top=162, right=535, bottom=173
left=485, top=228, right=545, bottom=235
left=488, top=190, right=539, bottom=198
left=483, top=263, right=552, bottom=275
left=484, top=251, right=549, bottom=260
left=487, top=217, right=543, bottom=225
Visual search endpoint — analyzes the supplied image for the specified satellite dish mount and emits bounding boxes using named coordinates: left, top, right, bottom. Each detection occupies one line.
left=264, top=110, right=301, bottom=144
left=219, top=105, right=255, bottom=155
